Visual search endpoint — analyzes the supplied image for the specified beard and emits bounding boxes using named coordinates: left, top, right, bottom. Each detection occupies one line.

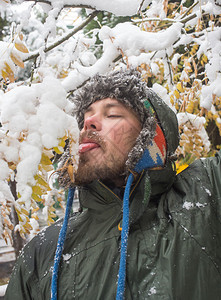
left=74, top=131, right=126, bottom=186
left=74, top=154, right=126, bottom=186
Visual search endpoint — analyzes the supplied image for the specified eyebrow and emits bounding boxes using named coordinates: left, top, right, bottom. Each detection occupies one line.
left=85, top=101, right=123, bottom=114
left=104, top=102, right=122, bottom=109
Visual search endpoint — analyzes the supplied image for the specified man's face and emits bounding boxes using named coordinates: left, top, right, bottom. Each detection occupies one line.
left=74, top=98, right=142, bottom=186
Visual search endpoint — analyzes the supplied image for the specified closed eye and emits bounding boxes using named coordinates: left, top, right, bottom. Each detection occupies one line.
left=107, top=115, right=122, bottom=118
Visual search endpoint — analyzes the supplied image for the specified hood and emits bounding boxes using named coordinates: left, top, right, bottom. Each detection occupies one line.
left=71, top=68, right=179, bottom=176
left=146, top=88, right=179, bottom=159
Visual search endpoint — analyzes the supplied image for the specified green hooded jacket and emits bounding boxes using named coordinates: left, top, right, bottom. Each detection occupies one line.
left=5, top=93, right=221, bottom=299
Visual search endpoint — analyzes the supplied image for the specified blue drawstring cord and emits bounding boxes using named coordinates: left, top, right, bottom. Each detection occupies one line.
left=116, top=173, right=134, bottom=300
left=51, top=169, right=145, bottom=299
left=51, top=187, right=75, bottom=300
left=51, top=176, right=133, bottom=300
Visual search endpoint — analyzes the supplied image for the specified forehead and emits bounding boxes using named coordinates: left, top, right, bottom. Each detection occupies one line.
left=85, top=98, right=127, bottom=113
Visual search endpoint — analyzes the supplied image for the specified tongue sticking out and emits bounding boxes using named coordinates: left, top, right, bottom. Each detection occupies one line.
left=79, top=142, right=100, bottom=153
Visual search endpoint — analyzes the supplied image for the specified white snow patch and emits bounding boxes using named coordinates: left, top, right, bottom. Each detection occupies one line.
left=200, top=77, right=221, bottom=110
left=204, top=188, right=211, bottom=196
left=0, top=284, right=7, bottom=297
left=63, top=253, right=72, bottom=261
left=183, top=201, right=194, bottom=210
left=148, top=286, right=157, bottom=295
left=196, top=202, right=207, bottom=208
left=152, top=83, right=176, bottom=112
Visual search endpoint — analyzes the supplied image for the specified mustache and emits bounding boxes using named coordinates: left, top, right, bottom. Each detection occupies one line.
left=79, top=130, right=106, bottom=150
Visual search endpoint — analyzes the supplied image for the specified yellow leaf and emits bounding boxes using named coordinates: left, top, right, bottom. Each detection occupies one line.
left=176, top=82, right=184, bottom=93
left=3, top=217, right=13, bottom=230
left=40, top=153, right=52, bottom=165
left=24, top=222, right=32, bottom=230
left=190, top=43, right=199, bottom=56
left=48, top=216, right=55, bottom=224
left=58, top=138, right=66, bottom=148
left=174, top=90, right=180, bottom=99
left=40, top=164, right=54, bottom=172
left=21, top=208, right=29, bottom=216
left=35, top=174, right=51, bottom=189
left=1, top=70, right=7, bottom=82
left=202, top=54, right=208, bottom=63
left=49, top=212, right=57, bottom=218
left=31, top=207, right=39, bottom=214
left=32, top=185, right=43, bottom=196
left=50, top=206, right=56, bottom=212
left=4, top=62, right=15, bottom=82
left=17, top=213, right=23, bottom=222
left=32, top=214, right=39, bottom=220
left=8, top=72, right=15, bottom=82
left=14, top=42, right=29, bottom=53
left=53, top=146, right=64, bottom=154
left=7, top=162, right=16, bottom=170
left=173, top=73, right=181, bottom=82
left=10, top=52, right=24, bottom=68
left=32, top=193, right=43, bottom=202
left=17, top=192, right=21, bottom=199
left=5, top=62, right=12, bottom=74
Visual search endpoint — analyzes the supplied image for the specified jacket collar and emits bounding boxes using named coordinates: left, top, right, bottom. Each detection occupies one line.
left=79, top=161, right=176, bottom=224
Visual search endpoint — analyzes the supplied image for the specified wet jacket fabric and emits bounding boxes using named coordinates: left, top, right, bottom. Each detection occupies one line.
left=5, top=153, right=221, bottom=299
left=5, top=90, right=221, bottom=299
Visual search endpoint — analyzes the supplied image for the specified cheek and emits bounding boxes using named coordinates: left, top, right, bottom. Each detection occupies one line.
left=105, top=124, right=139, bottom=155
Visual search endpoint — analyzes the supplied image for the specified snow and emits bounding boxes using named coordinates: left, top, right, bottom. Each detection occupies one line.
left=202, top=0, right=221, bottom=15
left=152, top=83, right=176, bottom=112
left=196, top=202, right=207, bottom=208
left=63, top=253, right=71, bottom=261
left=148, top=286, right=156, bottom=295
left=197, top=27, right=221, bottom=83
left=200, top=77, right=221, bottom=110
left=177, top=112, right=205, bottom=128
left=183, top=201, right=194, bottom=210
left=0, top=74, right=79, bottom=232
left=0, top=182, right=13, bottom=204
left=204, top=188, right=211, bottom=196
left=171, top=53, right=180, bottom=68
left=63, top=22, right=183, bottom=91
left=49, top=0, right=152, bottom=16
left=0, top=159, right=10, bottom=181
left=0, top=41, right=15, bottom=73
left=0, top=284, right=7, bottom=297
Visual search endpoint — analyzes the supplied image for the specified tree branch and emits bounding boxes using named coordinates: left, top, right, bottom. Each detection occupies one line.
left=132, top=12, right=197, bottom=26
left=166, top=52, right=173, bottom=85
left=137, top=0, right=146, bottom=14
left=24, top=10, right=99, bottom=62
left=181, top=1, right=199, bottom=19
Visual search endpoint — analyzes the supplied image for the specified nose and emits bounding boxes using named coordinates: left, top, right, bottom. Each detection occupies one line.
left=83, top=114, right=102, bottom=131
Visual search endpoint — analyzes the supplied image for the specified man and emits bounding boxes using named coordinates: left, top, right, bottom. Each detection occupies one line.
left=6, top=69, right=221, bottom=299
